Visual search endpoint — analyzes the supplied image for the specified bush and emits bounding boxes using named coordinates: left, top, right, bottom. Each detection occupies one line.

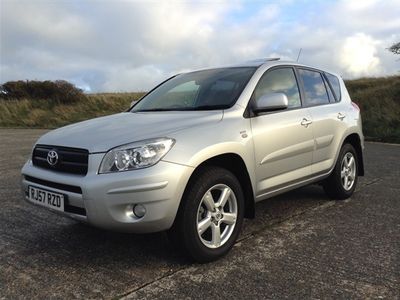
left=0, top=80, right=85, bottom=104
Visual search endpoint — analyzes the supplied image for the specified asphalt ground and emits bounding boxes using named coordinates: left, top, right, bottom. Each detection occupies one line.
left=0, top=129, right=399, bottom=299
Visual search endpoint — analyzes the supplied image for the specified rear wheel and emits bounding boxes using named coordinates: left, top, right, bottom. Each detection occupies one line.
left=323, top=143, right=358, bottom=199
left=168, top=166, right=244, bottom=263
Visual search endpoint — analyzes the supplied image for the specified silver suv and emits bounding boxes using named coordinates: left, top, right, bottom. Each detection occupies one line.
left=21, top=59, right=364, bottom=262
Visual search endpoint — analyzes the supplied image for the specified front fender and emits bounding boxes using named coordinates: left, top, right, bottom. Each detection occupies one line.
left=162, top=109, right=257, bottom=192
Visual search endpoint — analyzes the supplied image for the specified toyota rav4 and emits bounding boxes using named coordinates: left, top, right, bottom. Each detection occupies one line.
left=21, top=59, right=364, bottom=262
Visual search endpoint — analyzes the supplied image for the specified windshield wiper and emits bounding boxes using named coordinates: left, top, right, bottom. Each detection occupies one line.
left=193, top=105, right=229, bottom=110
left=133, top=108, right=187, bottom=112
left=133, top=105, right=229, bottom=112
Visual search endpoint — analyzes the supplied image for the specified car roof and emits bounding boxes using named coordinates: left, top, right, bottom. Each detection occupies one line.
left=179, top=58, right=341, bottom=79
left=191, top=58, right=341, bottom=79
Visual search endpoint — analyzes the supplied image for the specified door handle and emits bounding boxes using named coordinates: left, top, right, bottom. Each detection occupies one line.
left=301, top=118, right=312, bottom=127
left=337, top=112, right=346, bottom=120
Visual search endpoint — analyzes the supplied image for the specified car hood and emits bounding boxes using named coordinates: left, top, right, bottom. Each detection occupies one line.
left=37, top=111, right=223, bottom=153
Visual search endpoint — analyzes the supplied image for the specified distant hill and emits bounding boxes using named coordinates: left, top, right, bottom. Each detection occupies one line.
left=345, top=76, right=400, bottom=143
left=0, top=76, right=399, bottom=143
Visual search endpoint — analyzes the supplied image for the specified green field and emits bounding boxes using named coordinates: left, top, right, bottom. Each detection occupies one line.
left=0, top=76, right=399, bottom=143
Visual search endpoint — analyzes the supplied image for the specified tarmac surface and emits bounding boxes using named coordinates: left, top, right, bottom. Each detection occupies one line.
left=0, top=129, right=399, bottom=299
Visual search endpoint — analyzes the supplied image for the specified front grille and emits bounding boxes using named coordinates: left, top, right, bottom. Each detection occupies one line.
left=24, top=175, right=82, bottom=194
left=65, top=205, right=86, bottom=216
left=32, top=144, right=89, bottom=175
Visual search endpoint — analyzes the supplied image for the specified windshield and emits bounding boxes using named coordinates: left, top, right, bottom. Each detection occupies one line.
left=131, top=67, right=256, bottom=112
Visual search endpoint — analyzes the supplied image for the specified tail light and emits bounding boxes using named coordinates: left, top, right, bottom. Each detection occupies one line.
left=351, top=102, right=360, bottom=111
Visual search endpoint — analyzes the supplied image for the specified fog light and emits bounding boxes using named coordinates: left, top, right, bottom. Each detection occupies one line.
left=133, top=204, right=146, bottom=218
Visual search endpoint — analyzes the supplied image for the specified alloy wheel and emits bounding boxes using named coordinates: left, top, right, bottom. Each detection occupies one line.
left=196, top=184, right=238, bottom=249
left=341, top=152, right=356, bottom=191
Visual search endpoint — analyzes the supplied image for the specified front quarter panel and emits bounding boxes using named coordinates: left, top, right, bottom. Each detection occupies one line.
left=162, top=107, right=257, bottom=194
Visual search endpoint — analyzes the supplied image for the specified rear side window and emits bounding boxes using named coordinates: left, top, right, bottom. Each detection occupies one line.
left=325, top=73, right=341, bottom=101
left=322, top=76, right=335, bottom=102
left=253, top=68, right=301, bottom=108
left=298, top=69, right=329, bottom=106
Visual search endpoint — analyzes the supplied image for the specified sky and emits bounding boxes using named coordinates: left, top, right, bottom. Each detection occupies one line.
left=0, top=0, right=399, bottom=92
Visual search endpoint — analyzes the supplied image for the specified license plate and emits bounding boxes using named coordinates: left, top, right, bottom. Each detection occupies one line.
left=28, top=186, right=65, bottom=212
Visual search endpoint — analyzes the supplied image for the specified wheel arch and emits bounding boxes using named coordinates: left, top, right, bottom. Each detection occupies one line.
left=181, top=153, right=255, bottom=219
left=342, top=133, right=364, bottom=176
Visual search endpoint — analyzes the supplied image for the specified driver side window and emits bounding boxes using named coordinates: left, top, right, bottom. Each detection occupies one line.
left=254, top=68, right=301, bottom=108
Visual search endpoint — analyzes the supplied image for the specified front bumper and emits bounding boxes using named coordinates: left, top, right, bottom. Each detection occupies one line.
left=21, top=154, right=193, bottom=233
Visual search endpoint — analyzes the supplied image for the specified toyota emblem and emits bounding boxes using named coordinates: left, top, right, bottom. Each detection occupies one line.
left=47, top=150, right=59, bottom=166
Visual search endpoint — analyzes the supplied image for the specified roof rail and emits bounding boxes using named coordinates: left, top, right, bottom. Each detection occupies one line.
left=246, top=58, right=280, bottom=63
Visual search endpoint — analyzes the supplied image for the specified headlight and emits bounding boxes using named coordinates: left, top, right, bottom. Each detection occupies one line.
left=98, top=138, right=175, bottom=174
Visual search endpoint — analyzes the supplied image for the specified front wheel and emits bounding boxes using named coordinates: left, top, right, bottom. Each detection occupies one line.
left=323, top=143, right=359, bottom=200
left=168, top=166, right=244, bottom=263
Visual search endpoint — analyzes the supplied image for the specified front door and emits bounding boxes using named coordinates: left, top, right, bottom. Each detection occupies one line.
left=250, top=67, right=314, bottom=199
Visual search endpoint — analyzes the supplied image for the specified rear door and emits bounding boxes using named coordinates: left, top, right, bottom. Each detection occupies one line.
left=296, top=68, right=348, bottom=175
left=250, top=67, right=314, bottom=199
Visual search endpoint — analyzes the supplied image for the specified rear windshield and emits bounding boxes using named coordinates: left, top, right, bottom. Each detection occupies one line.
left=131, top=67, right=256, bottom=112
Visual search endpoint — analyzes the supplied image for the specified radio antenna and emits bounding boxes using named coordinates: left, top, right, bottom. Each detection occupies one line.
left=296, top=48, right=302, bottom=62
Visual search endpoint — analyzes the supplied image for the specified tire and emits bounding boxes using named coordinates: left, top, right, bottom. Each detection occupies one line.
left=168, top=166, right=244, bottom=263
left=323, top=143, right=358, bottom=200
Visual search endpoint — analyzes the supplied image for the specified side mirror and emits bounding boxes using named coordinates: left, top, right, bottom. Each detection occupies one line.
left=253, top=92, right=289, bottom=113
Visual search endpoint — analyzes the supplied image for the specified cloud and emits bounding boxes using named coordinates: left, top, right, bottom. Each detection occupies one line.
left=340, top=33, right=381, bottom=77
left=1, top=0, right=399, bottom=92
left=343, top=0, right=379, bottom=10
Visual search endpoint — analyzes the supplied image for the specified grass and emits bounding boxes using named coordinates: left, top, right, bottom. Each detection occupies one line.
left=0, top=92, right=144, bottom=128
left=345, top=76, right=400, bottom=143
left=0, top=76, right=399, bottom=143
